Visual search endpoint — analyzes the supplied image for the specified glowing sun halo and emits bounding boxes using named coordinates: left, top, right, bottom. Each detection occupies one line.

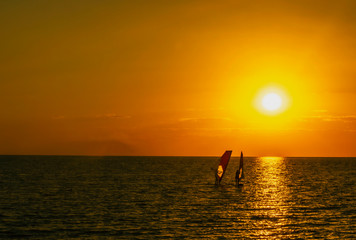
left=262, top=93, right=282, bottom=111
left=254, top=86, right=289, bottom=115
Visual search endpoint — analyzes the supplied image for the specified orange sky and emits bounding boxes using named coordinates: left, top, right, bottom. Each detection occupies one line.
left=1, top=0, right=355, bottom=156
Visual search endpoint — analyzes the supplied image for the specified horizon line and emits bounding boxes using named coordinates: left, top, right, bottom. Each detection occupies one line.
left=0, top=154, right=355, bottom=158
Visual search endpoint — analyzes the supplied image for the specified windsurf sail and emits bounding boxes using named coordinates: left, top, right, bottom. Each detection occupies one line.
left=235, top=151, right=243, bottom=185
left=215, top=150, right=232, bottom=184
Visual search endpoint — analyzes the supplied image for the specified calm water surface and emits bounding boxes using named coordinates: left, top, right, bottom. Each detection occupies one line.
left=0, top=156, right=355, bottom=239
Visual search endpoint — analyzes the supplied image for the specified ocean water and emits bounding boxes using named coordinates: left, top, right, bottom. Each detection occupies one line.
left=0, top=156, right=355, bottom=239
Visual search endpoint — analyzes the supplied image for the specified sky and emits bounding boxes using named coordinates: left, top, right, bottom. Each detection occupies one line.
left=1, top=0, right=355, bottom=156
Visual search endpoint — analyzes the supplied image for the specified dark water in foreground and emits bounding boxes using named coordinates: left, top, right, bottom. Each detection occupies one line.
left=0, top=156, right=355, bottom=239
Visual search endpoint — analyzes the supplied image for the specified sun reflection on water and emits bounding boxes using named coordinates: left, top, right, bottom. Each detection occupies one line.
left=223, top=156, right=296, bottom=238
left=251, top=156, right=292, bottom=238
left=260, top=156, right=285, bottom=162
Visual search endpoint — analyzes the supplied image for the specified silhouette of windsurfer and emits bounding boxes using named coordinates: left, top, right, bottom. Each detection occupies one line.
left=235, top=151, right=243, bottom=186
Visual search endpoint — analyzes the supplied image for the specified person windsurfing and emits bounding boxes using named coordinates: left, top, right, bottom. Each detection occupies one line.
left=235, top=151, right=243, bottom=186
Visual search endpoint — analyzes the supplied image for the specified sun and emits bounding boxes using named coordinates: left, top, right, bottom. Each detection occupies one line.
left=262, top=93, right=282, bottom=111
left=254, top=85, right=289, bottom=115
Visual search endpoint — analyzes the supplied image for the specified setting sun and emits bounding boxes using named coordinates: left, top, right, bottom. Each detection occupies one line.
left=254, top=86, right=290, bottom=116
left=262, top=93, right=282, bottom=111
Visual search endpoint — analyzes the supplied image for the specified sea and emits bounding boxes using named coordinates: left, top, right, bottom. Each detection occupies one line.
left=0, top=156, right=355, bottom=239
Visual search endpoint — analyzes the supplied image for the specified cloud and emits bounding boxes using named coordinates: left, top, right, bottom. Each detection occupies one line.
left=322, top=116, right=356, bottom=122
left=48, top=139, right=137, bottom=156
left=95, top=114, right=131, bottom=120
left=303, top=115, right=356, bottom=122
left=300, top=114, right=356, bottom=133
left=141, top=117, right=242, bottom=136
left=64, top=139, right=137, bottom=155
left=52, top=114, right=131, bottom=121
left=178, top=117, right=232, bottom=122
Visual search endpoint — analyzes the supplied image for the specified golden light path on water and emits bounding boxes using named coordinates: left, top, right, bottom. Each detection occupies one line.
left=254, top=157, right=290, bottom=237
left=223, top=156, right=294, bottom=238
